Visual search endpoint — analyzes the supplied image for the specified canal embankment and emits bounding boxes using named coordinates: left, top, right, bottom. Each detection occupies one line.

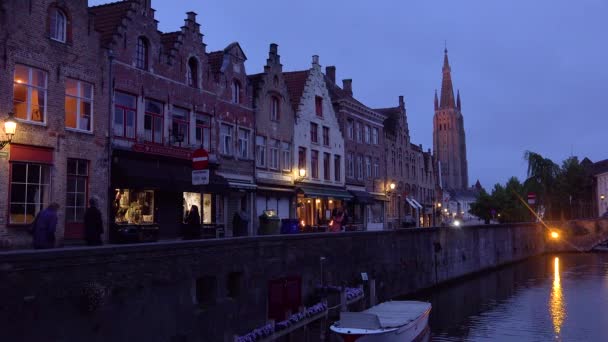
left=0, top=222, right=550, bottom=341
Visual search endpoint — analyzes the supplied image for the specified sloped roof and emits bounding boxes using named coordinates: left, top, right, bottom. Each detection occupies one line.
left=207, top=51, right=224, bottom=74
left=161, top=31, right=181, bottom=53
left=325, top=77, right=371, bottom=110
left=89, top=1, right=134, bottom=46
left=283, top=70, right=309, bottom=110
left=593, top=159, right=608, bottom=175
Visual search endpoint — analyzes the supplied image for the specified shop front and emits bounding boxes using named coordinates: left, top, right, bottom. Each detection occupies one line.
left=296, top=185, right=352, bottom=232
left=111, top=148, right=228, bottom=241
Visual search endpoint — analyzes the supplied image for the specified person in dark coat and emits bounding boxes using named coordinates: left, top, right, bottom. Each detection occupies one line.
left=32, top=203, right=59, bottom=249
left=184, top=205, right=201, bottom=239
left=84, top=198, right=104, bottom=246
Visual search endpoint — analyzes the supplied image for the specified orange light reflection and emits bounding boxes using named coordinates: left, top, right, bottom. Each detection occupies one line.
left=549, top=257, right=565, bottom=336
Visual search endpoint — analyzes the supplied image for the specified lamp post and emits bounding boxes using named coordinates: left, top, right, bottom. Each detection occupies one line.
left=386, top=182, right=396, bottom=229
left=1, top=112, right=17, bottom=150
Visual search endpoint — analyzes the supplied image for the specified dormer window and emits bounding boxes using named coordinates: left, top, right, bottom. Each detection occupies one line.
left=135, top=37, right=149, bottom=70
left=187, top=57, right=198, bottom=88
left=49, top=8, right=67, bottom=42
left=232, top=80, right=241, bottom=104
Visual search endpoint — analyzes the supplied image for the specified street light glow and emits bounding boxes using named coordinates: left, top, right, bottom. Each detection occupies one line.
left=389, top=183, right=396, bottom=190
left=551, top=231, right=559, bottom=239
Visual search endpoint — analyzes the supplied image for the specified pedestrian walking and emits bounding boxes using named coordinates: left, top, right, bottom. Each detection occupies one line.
left=84, top=197, right=104, bottom=246
left=183, top=205, right=201, bottom=239
left=32, top=203, right=60, bottom=249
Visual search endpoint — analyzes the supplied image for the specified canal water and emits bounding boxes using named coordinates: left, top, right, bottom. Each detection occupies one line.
left=411, top=253, right=608, bottom=342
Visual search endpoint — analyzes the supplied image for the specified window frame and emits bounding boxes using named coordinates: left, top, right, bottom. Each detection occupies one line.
left=171, top=106, right=190, bottom=146
left=281, top=142, right=291, bottom=172
left=269, top=139, right=280, bottom=170
left=347, top=119, right=354, bottom=140
left=66, top=159, right=89, bottom=224
left=65, top=79, right=94, bottom=132
left=372, top=127, right=379, bottom=144
left=310, top=122, right=318, bottom=144
left=195, top=112, right=211, bottom=150
left=13, top=65, right=48, bottom=124
left=270, top=96, right=280, bottom=121
left=220, top=123, right=234, bottom=156
left=298, top=147, right=307, bottom=173
left=49, top=7, right=67, bottom=43
left=238, top=128, right=250, bottom=159
left=256, top=135, right=266, bottom=168
left=144, top=99, right=164, bottom=144
left=315, top=96, right=323, bottom=117
left=364, top=125, right=371, bottom=144
left=187, top=57, right=198, bottom=88
left=135, top=37, right=149, bottom=70
left=365, top=156, right=372, bottom=179
left=355, top=122, right=361, bottom=142
left=334, top=155, right=341, bottom=182
left=357, top=155, right=363, bottom=180
left=347, top=152, right=354, bottom=178
left=323, top=152, right=331, bottom=181
left=322, top=126, right=330, bottom=146
left=232, top=80, right=241, bottom=104
left=311, top=150, right=319, bottom=179
left=8, top=162, right=51, bottom=225
left=113, top=91, right=137, bottom=140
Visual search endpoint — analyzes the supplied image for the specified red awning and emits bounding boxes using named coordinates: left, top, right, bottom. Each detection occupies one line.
left=9, top=144, right=54, bottom=164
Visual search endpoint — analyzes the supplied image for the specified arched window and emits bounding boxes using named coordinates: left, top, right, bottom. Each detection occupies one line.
left=270, top=96, right=280, bottom=121
left=49, top=8, right=67, bottom=42
left=232, top=80, right=240, bottom=104
left=187, top=57, right=198, bottom=88
left=135, top=37, right=149, bottom=70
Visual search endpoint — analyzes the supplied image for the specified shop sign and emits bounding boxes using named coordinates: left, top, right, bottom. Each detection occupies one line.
left=132, top=143, right=192, bottom=160
left=192, top=170, right=209, bottom=185
left=527, top=192, right=536, bottom=205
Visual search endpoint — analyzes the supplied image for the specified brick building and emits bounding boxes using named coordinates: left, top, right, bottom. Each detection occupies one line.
left=0, top=0, right=109, bottom=248
left=285, top=56, right=350, bottom=229
left=250, top=44, right=296, bottom=229
left=325, top=67, right=388, bottom=230
left=90, top=0, right=254, bottom=239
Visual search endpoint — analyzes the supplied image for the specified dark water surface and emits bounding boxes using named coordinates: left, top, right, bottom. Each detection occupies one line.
left=411, top=253, right=608, bottom=342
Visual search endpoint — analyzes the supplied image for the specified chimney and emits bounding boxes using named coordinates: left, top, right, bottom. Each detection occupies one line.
left=312, top=55, right=319, bottom=66
left=270, top=43, right=278, bottom=55
left=342, top=79, right=352, bottom=96
left=326, top=66, right=336, bottom=83
left=399, top=95, right=404, bottom=108
left=186, top=11, right=197, bottom=22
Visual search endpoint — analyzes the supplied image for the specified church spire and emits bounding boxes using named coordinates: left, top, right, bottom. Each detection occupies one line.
left=434, top=89, right=439, bottom=110
left=456, top=89, right=461, bottom=110
left=440, top=48, right=455, bottom=109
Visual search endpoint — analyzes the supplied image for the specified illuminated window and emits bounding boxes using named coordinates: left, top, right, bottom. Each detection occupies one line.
left=65, top=79, right=93, bottom=131
left=13, top=65, right=47, bottom=123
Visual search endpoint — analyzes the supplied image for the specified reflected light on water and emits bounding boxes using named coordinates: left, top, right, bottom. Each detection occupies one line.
left=550, top=257, right=565, bottom=336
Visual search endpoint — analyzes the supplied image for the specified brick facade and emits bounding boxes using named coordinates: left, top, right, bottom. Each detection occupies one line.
left=0, top=0, right=109, bottom=248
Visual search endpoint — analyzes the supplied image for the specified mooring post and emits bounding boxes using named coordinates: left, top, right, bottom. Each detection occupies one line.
left=340, top=288, right=347, bottom=312
left=370, top=279, right=377, bottom=307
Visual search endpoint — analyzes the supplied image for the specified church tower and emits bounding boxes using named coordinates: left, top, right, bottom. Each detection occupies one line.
left=433, top=48, right=469, bottom=190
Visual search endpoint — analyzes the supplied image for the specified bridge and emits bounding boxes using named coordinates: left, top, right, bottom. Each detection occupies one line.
left=545, top=219, right=608, bottom=252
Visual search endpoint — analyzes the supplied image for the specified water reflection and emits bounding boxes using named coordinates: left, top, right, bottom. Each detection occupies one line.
left=550, top=257, right=565, bottom=336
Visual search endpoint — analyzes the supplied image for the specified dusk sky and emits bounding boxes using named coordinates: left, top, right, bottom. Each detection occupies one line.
left=91, top=0, right=608, bottom=189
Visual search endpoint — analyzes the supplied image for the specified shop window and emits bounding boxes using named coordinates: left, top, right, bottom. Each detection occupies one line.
left=171, top=106, right=189, bottom=146
left=238, top=128, right=250, bottom=159
left=66, top=159, right=88, bottom=224
left=49, top=7, right=67, bottom=43
left=113, top=189, right=154, bottom=224
left=65, top=79, right=93, bottom=131
left=270, top=96, right=280, bottom=121
left=144, top=99, right=164, bottom=144
left=311, top=150, right=319, bottom=179
left=183, top=192, right=201, bottom=223
left=220, top=124, right=233, bottom=155
left=202, top=193, right=212, bottom=224
left=322, top=126, right=330, bottom=146
left=13, top=64, right=47, bottom=123
left=227, top=272, right=243, bottom=299
left=310, top=123, right=318, bottom=143
left=114, top=92, right=136, bottom=139
left=195, top=113, right=211, bottom=150
left=195, top=276, right=217, bottom=306
left=9, top=163, right=51, bottom=225
left=256, top=135, right=266, bottom=167
left=334, top=155, right=341, bottom=182
left=281, top=142, right=291, bottom=172
left=323, top=153, right=331, bottom=180
left=135, top=36, right=149, bottom=70
left=269, top=139, right=279, bottom=170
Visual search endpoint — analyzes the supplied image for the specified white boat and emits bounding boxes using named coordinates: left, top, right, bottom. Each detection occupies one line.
left=330, top=301, right=432, bottom=342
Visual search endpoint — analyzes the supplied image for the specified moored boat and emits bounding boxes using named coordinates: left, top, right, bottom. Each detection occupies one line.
left=330, top=301, right=432, bottom=342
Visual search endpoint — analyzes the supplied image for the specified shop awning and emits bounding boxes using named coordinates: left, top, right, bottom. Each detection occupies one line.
left=257, top=185, right=295, bottom=193
left=228, top=181, right=257, bottom=190
left=297, top=185, right=353, bottom=200
left=372, top=194, right=389, bottom=202
left=410, top=198, right=423, bottom=209
left=349, top=190, right=374, bottom=204
left=405, top=197, right=418, bottom=210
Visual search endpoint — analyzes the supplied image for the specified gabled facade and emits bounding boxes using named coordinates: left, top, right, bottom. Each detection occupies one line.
left=325, top=67, right=388, bottom=230
left=0, top=0, right=108, bottom=248
left=285, top=56, right=349, bottom=228
left=250, top=44, right=296, bottom=228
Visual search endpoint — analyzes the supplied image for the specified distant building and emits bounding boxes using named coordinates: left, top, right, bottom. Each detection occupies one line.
left=433, top=48, right=469, bottom=191
left=590, top=159, right=608, bottom=217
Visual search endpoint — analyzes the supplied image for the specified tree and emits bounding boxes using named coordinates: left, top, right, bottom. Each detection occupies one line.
left=523, top=151, right=560, bottom=219
left=469, top=189, right=494, bottom=224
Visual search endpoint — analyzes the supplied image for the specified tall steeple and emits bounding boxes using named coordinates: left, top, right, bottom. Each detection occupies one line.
left=440, top=48, right=455, bottom=109
left=456, top=89, right=461, bottom=110
left=434, top=89, right=439, bottom=110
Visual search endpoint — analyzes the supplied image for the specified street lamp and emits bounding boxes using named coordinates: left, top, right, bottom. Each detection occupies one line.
left=295, top=168, right=306, bottom=182
left=601, top=194, right=606, bottom=201
left=1, top=112, right=16, bottom=150
left=437, top=202, right=442, bottom=208
left=389, top=182, right=396, bottom=191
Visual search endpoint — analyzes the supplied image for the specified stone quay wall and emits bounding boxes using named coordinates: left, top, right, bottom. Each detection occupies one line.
left=0, top=223, right=544, bottom=342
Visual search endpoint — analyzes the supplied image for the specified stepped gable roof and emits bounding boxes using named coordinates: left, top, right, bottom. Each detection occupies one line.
left=89, top=1, right=134, bottom=46
left=325, top=77, right=375, bottom=112
left=376, top=106, right=400, bottom=136
left=283, top=70, right=309, bottom=110
left=592, top=159, right=608, bottom=175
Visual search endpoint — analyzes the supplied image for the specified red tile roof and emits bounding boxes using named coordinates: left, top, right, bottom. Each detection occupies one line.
left=282, top=70, right=309, bottom=110
left=89, top=1, right=134, bottom=46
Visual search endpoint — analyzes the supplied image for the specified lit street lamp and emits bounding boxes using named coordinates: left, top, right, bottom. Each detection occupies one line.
left=1, top=112, right=16, bottom=150
left=294, top=168, right=306, bottom=182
